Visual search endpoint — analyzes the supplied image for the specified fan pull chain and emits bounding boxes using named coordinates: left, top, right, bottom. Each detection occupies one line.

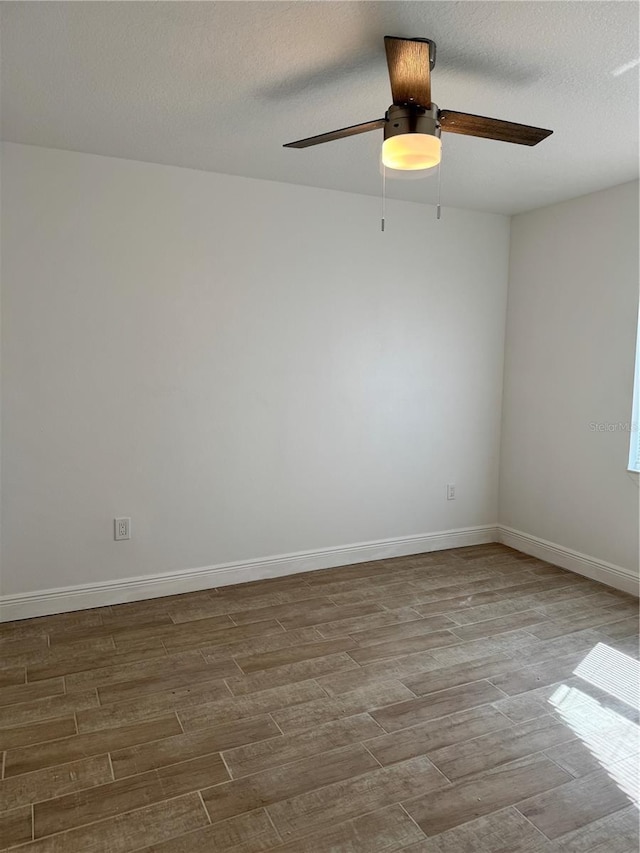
left=381, top=164, right=386, bottom=232
left=436, top=149, right=443, bottom=220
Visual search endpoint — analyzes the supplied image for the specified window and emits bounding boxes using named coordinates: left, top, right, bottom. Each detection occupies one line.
left=629, top=309, right=640, bottom=473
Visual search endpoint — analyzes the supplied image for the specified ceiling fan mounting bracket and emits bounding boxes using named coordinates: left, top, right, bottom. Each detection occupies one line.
left=384, top=104, right=441, bottom=141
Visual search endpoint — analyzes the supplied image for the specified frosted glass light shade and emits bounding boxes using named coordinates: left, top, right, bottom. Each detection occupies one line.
left=381, top=133, right=441, bottom=171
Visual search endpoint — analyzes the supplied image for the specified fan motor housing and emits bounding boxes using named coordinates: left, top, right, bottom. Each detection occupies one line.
left=384, top=104, right=441, bottom=141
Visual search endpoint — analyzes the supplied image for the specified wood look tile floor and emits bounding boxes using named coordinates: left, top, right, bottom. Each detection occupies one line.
left=0, top=544, right=638, bottom=852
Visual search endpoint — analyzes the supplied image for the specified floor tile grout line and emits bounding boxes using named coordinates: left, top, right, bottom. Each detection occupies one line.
left=263, top=805, right=284, bottom=845
left=207, top=738, right=388, bottom=789
left=536, top=747, right=581, bottom=780
left=197, top=789, right=211, bottom=824
left=395, top=760, right=565, bottom=832
left=404, top=804, right=543, bottom=850
left=0, top=718, right=81, bottom=754
left=71, top=655, right=244, bottom=696
left=220, top=677, right=237, bottom=699
left=20, top=645, right=175, bottom=686
left=398, top=801, right=431, bottom=841
left=361, top=742, right=383, bottom=768
left=31, top=787, right=216, bottom=844
left=12, top=740, right=245, bottom=805
left=444, top=604, right=549, bottom=628
left=113, top=729, right=287, bottom=783
left=487, top=679, right=512, bottom=699
left=508, top=761, right=627, bottom=844
left=363, top=703, right=523, bottom=752
left=313, top=678, right=332, bottom=699
left=218, top=749, right=233, bottom=781
left=267, top=712, right=284, bottom=735
left=3, top=714, right=189, bottom=779
left=396, top=677, right=511, bottom=704
left=512, top=803, right=563, bottom=844
left=274, top=801, right=430, bottom=849
left=298, top=797, right=446, bottom=847
left=430, top=734, right=584, bottom=786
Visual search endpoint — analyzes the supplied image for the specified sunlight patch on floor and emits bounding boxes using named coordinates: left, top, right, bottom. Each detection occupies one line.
left=574, top=642, right=640, bottom=710
left=549, top=642, right=640, bottom=806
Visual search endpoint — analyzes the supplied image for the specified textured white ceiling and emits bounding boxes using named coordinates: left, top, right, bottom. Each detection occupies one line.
left=1, top=1, right=638, bottom=214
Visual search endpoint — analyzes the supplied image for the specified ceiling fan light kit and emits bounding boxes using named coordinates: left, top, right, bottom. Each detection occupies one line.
left=381, top=104, right=441, bottom=171
left=284, top=35, right=553, bottom=215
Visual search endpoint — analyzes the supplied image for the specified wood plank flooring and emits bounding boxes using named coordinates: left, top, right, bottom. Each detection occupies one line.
left=0, top=543, right=638, bottom=851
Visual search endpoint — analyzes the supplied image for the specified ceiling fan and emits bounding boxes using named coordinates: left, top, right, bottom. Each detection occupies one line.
left=284, top=36, right=553, bottom=172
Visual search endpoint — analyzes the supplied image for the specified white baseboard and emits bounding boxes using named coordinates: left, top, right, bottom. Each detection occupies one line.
left=5, top=522, right=634, bottom=622
left=0, top=524, right=499, bottom=622
left=498, top=525, right=639, bottom=597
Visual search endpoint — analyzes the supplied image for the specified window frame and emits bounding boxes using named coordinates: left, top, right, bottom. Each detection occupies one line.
left=629, top=307, right=640, bottom=473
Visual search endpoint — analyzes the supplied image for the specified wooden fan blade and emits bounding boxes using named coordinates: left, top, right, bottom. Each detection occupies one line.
left=439, top=110, right=552, bottom=146
left=283, top=118, right=386, bottom=149
left=384, top=36, right=433, bottom=108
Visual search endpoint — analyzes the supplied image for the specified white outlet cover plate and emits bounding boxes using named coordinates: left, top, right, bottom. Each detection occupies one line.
left=114, top=517, right=131, bottom=540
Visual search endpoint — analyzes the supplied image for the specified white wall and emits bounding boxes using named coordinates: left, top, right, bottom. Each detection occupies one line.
left=500, top=180, right=640, bottom=576
left=1, top=143, right=510, bottom=599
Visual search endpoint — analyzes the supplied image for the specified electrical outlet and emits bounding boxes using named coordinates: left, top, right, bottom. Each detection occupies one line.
left=447, top=484, right=456, bottom=501
left=114, top=517, right=131, bottom=540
